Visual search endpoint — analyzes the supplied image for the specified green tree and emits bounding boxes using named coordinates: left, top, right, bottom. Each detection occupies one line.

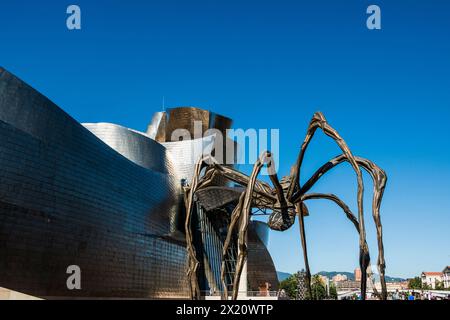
left=408, top=277, right=422, bottom=289
left=329, top=282, right=338, bottom=300
left=279, top=273, right=337, bottom=300
left=435, top=280, right=444, bottom=290
left=306, top=274, right=327, bottom=300
left=279, top=273, right=299, bottom=299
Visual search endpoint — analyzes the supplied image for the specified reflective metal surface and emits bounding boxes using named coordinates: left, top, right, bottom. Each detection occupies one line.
left=247, top=221, right=279, bottom=292
left=0, top=67, right=279, bottom=299
left=0, top=68, right=188, bottom=299
left=83, top=122, right=178, bottom=175
left=146, top=111, right=167, bottom=142
left=162, top=136, right=215, bottom=184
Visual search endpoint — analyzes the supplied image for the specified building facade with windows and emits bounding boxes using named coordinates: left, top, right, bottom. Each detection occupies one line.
left=332, top=274, right=348, bottom=283
left=442, top=266, right=450, bottom=289
left=421, top=272, right=443, bottom=289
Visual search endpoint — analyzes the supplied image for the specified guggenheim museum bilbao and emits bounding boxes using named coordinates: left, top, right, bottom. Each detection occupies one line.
left=0, top=67, right=278, bottom=299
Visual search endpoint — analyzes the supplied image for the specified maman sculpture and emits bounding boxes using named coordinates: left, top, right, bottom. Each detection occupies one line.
left=183, top=112, right=387, bottom=300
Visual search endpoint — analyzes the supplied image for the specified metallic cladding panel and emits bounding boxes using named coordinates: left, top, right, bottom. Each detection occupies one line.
left=0, top=67, right=189, bottom=298
left=208, top=112, right=233, bottom=138
left=196, top=186, right=243, bottom=212
left=163, top=135, right=237, bottom=187
left=146, top=111, right=167, bottom=142
left=247, top=221, right=279, bottom=292
left=162, top=135, right=215, bottom=184
left=250, top=220, right=270, bottom=247
left=165, top=107, right=210, bottom=139
left=193, top=205, right=238, bottom=294
left=196, top=205, right=224, bottom=292
left=153, top=107, right=233, bottom=143
left=82, top=122, right=178, bottom=175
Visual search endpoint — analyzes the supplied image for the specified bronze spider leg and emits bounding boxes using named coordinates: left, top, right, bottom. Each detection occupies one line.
left=220, top=188, right=278, bottom=300
left=288, top=112, right=369, bottom=300
left=298, top=154, right=387, bottom=299
left=295, top=202, right=313, bottom=298
left=219, top=153, right=286, bottom=300
left=230, top=152, right=273, bottom=300
left=184, top=155, right=219, bottom=299
left=185, top=155, right=277, bottom=299
left=295, top=192, right=371, bottom=299
left=184, top=112, right=386, bottom=301
left=220, top=192, right=246, bottom=299
left=300, top=193, right=374, bottom=295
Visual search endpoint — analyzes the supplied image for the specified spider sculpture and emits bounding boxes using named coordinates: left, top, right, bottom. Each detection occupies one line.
left=183, top=112, right=387, bottom=300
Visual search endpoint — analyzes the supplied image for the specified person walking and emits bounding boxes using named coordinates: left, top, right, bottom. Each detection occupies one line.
left=392, top=289, right=399, bottom=300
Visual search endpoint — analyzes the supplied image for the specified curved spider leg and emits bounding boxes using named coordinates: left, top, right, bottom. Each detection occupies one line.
left=294, top=202, right=313, bottom=299
left=266, top=152, right=288, bottom=208
left=301, top=193, right=378, bottom=298
left=296, top=192, right=368, bottom=299
left=227, top=152, right=273, bottom=300
left=288, top=112, right=368, bottom=299
left=186, top=159, right=276, bottom=300
left=216, top=165, right=275, bottom=198
left=187, top=161, right=276, bottom=300
left=184, top=155, right=220, bottom=299
left=218, top=152, right=273, bottom=300
left=218, top=160, right=280, bottom=299
left=301, top=193, right=359, bottom=230
left=298, top=155, right=388, bottom=299
left=266, top=153, right=293, bottom=230
left=357, top=158, right=388, bottom=300
left=220, top=192, right=246, bottom=300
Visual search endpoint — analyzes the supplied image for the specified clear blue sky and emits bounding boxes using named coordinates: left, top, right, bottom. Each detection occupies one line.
left=1, top=0, right=449, bottom=278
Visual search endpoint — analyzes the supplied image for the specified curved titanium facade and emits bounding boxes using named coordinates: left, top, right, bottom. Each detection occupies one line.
left=163, top=107, right=232, bottom=141
left=0, top=68, right=188, bottom=298
left=82, top=123, right=178, bottom=175
left=0, top=67, right=278, bottom=299
left=247, top=221, right=279, bottom=292
left=162, top=136, right=215, bottom=184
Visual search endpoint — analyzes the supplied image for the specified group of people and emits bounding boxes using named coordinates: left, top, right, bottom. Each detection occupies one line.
left=391, top=289, right=450, bottom=300
left=340, top=290, right=450, bottom=300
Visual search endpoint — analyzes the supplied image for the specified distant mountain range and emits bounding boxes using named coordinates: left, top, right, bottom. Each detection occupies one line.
left=277, top=271, right=405, bottom=283
left=276, top=271, right=292, bottom=282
